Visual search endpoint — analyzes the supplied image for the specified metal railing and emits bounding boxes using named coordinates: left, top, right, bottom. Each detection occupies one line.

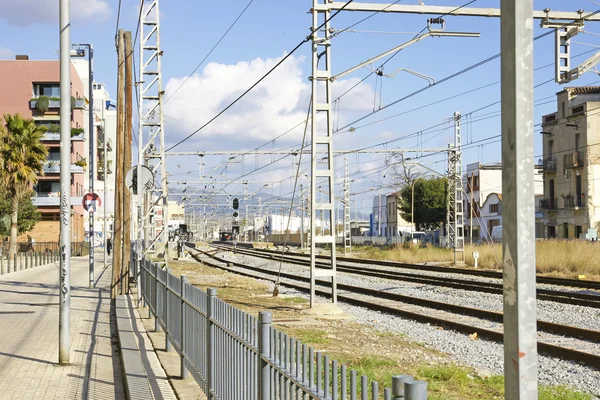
left=138, top=254, right=429, bottom=399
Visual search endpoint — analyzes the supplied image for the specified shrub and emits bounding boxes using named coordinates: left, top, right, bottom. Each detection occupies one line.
left=71, top=127, right=84, bottom=137
left=35, top=96, right=50, bottom=112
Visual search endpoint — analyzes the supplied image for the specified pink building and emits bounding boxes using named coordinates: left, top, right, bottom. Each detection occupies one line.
left=0, top=56, right=87, bottom=242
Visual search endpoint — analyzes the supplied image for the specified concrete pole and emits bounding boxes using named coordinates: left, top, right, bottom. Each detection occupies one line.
left=59, top=0, right=71, bottom=365
left=411, top=181, right=415, bottom=232
left=104, top=118, right=108, bottom=276
left=501, top=1, right=538, bottom=398
left=122, top=31, right=133, bottom=292
left=300, top=185, right=304, bottom=249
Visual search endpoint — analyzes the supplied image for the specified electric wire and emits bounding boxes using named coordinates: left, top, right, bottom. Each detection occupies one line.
left=163, top=0, right=255, bottom=105
left=166, top=0, right=356, bottom=152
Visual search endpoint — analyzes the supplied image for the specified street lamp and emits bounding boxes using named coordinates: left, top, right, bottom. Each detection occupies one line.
left=71, top=43, right=94, bottom=289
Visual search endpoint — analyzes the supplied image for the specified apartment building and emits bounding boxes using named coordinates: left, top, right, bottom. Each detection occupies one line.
left=463, top=162, right=543, bottom=240
left=371, top=194, right=387, bottom=236
left=541, top=86, right=600, bottom=239
left=386, top=192, right=413, bottom=236
left=73, top=59, right=117, bottom=240
left=0, top=56, right=87, bottom=242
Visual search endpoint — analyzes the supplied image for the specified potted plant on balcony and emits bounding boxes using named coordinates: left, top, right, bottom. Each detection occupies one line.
left=35, top=96, right=50, bottom=113
left=71, top=127, right=84, bottom=138
left=75, top=158, right=87, bottom=171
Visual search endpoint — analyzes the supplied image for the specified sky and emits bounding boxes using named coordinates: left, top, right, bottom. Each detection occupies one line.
left=1, top=0, right=600, bottom=219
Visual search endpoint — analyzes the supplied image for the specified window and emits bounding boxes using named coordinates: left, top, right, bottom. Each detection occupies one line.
left=35, top=181, right=60, bottom=194
left=48, top=148, right=60, bottom=161
left=489, top=203, right=499, bottom=213
left=33, top=83, right=60, bottom=97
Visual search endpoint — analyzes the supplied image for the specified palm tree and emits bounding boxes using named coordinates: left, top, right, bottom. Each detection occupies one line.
left=0, top=113, right=48, bottom=258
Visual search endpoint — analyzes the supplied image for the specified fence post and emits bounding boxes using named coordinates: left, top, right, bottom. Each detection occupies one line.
left=207, top=288, right=217, bottom=400
left=14, top=254, right=17, bottom=271
left=165, top=267, right=172, bottom=352
left=180, top=275, right=188, bottom=379
left=404, top=381, right=427, bottom=400
left=392, top=375, right=413, bottom=399
left=155, top=263, right=161, bottom=332
left=25, top=252, right=28, bottom=269
left=258, top=311, right=272, bottom=400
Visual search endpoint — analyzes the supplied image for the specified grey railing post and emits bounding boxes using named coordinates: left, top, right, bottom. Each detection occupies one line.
left=180, top=275, right=188, bottom=379
left=207, top=288, right=217, bottom=400
left=0, top=252, right=3, bottom=275
left=25, top=252, right=28, bottom=269
left=165, top=267, right=172, bottom=352
left=404, top=381, right=427, bottom=400
left=14, top=254, right=17, bottom=271
left=258, top=311, right=272, bottom=400
left=155, top=263, right=161, bottom=332
left=392, top=375, right=413, bottom=399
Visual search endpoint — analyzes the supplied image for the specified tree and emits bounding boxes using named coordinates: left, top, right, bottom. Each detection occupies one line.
left=0, top=190, right=41, bottom=237
left=398, top=177, right=447, bottom=231
left=0, top=113, right=48, bottom=258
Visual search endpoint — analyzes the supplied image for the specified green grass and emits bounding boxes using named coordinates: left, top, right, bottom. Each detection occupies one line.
left=283, top=296, right=308, bottom=304
left=539, top=385, right=594, bottom=400
left=290, top=329, right=331, bottom=345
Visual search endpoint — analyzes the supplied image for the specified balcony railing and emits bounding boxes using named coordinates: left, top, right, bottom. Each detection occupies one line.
left=30, top=97, right=85, bottom=111
left=42, top=161, right=85, bottom=174
left=540, top=198, right=558, bottom=210
left=32, top=194, right=83, bottom=207
left=564, top=151, right=584, bottom=169
left=564, top=195, right=585, bottom=209
left=542, top=157, right=556, bottom=172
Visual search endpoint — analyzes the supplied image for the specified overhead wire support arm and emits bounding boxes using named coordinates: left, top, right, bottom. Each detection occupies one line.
left=331, top=31, right=480, bottom=81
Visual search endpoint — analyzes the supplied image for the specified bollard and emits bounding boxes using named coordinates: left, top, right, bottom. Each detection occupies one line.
left=180, top=275, right=189, bottom=379
left=258, top=311, right=272, bottom=400
left=384, top=388, right=392, bottom=400
left=404, top=381, right=427, bottom=400
left=392, top=375, right=414, bottom=399
left=206, top=288, right=217, bottom=400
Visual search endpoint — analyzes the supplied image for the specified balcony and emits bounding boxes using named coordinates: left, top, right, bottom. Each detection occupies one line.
left=564, top=151, right=584, bottom=169
left=564, top=195, right=586, bottom=210
left=542, top=157, right=556, bottom=172
left=42, top=161, right=85, bottom=174
left=30, top=96, right=85, bottom=112
left=97, top=138, right=113, bottom=151
left=40, top=127, right=86, bottom=141
left=540, top=198, right=558, bottom=211
left=32, top=193, right=83, bottom=207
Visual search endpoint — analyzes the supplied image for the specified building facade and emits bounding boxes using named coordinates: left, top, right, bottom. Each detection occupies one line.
left=541, top=86, right=600, bottom=240
left=0, top=57, right=87, bottom=242
left=371, top=194, right=387, bottom=236
left=386, top=193, right=413, bottom=236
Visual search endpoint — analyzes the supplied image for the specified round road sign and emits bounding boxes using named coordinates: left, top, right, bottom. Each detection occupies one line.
left=82, top=193, right=101, bottom=212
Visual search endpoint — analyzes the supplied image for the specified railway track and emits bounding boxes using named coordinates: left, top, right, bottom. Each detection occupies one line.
left=210, top=242, right=600, bottom=309
left=186, top=245, right=600, bottom=368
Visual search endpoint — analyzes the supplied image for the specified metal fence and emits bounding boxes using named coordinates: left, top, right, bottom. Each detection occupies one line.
left=138, top=255, right=429, bottom=399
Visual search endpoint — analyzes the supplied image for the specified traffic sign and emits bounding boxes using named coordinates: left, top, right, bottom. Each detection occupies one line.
left=126, top=165, right=154, bottom=195
left=82, top=193, right=101, bottom=212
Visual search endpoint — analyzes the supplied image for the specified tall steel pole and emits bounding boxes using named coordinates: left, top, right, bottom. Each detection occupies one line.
left=501, top=1, right=538, bottom=398
left=59, top=0, right=71, bottom=365
left=88, top=45, right=95, bottom=288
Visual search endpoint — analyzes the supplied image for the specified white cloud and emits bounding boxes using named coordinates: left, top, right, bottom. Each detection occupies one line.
left=163, top=53, right=375, bottom=149
left=0, top=47, right=14, bottom=60
left=0, top=0, right=110, bottom=26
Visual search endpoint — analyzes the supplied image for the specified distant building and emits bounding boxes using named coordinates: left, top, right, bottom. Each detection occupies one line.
left=386, top=193, right=413, bottom=236
left=463, top=162, right=543, bottom=241
left=371, top=194, right=387, bottom=236
left=541, top=86, right=600, bottom=239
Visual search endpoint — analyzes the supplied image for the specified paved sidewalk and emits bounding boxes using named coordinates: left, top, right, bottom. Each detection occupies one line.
left=0, top=251, right=125, bottom=399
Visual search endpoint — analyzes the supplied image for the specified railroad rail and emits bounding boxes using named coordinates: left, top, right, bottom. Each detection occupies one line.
left=210, top=242, right=600, bottom=309
left=185, top=244, right=600, bottom=368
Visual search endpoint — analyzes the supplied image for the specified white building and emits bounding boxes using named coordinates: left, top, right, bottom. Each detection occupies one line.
left=73, top=60, right=117, bottom=242
left=464, top=162, right=543, bottom=240
left=371, top=194, right=388, bottom=236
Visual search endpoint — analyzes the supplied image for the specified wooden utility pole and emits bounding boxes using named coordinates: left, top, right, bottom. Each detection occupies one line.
left=122, top=31, right=133, bottom=291
left=112, top=30, right=125, bottom=299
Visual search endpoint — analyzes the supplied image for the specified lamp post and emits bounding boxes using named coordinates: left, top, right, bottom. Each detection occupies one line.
left=71, top=43, right=94, bottom=288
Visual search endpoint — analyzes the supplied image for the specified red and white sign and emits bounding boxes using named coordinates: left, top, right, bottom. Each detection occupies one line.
left=82, top=193, right=101, bottom=212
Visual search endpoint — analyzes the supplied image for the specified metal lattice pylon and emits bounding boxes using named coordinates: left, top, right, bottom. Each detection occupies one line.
left=446, top=112, right=464, bottom=263
left=310, top=0, right=337, bottom=307
left=137, top=0, right=169, bottom=266
left=343, top=157, right=351, bottom=255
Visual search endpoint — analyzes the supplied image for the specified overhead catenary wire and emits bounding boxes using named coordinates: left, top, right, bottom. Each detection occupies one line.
left=166, top=0, right=356, bottom=152
left=162, top=0, right=255, bottom=106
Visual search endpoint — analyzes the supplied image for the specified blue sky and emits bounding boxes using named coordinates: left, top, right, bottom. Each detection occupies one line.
left=2, top=0, right=600, bottom=216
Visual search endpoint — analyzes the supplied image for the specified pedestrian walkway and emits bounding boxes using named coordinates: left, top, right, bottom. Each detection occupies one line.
left=0, top=251, right=125, bottom=399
